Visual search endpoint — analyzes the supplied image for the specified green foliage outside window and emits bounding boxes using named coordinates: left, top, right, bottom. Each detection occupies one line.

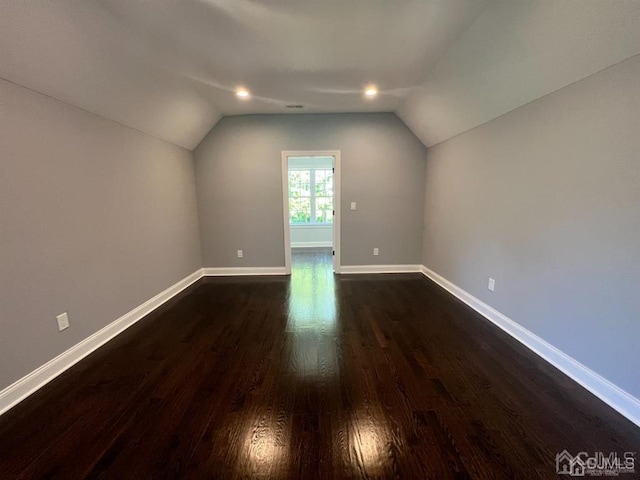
left=289, top=168, right=333, bottom=224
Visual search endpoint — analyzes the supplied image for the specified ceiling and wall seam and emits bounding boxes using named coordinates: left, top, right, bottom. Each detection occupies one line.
left=397, top=51, right=640, bottom=150
left=397, top=1, right=640, bottom=147
left=3, top=2, right=639, bottom=152
left=395, top=1, right=489, bottom=118
left=0, top=1, right=486, bottom=150
left=0, top=75, right=191, bottom=151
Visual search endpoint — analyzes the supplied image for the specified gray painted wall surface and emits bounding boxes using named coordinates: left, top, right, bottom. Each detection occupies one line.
left=290, top=225, right=332, bottom=247
left=194, top=113, right=427, bottom=267
left=422, top=56, right=640, bottom=397
left=0, top=79, right=202, bottom=390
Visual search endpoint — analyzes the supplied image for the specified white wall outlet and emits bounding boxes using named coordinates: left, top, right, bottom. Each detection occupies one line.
left=237, top=249, right=243, bottom=258
left=488, top=278, right=495, bottom=291
left=56, top=312, right=70, bottom=331
left=350, top=202, right=357, bottom=210
left=373, top=247, right=379, bottom=256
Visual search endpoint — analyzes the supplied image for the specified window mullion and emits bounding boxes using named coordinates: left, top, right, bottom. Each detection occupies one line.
left=310, top=168, right=316, bottom=224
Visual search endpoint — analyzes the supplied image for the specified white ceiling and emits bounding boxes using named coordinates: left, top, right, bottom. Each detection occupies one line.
left=0, top=0, right=486, bottom=149
left=1, top=1, right=639, bottom=150
left=399, top=0, right=640, bottom=147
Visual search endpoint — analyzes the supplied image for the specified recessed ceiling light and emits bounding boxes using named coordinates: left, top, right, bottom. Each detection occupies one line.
left=236, top=88, right=250, bottom=99
left=365, top=86, right=378, bottom=97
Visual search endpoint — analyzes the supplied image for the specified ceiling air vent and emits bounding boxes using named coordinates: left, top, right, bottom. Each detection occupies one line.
left=286, top=105, right=304, bottom=109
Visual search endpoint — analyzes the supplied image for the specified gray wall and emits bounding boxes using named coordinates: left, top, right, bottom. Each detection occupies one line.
left=422, top=55, right=640, bottom=397
left=0, top=79, right=202, bottom=390
left=194, top=113, right=427, bottom=267
left=290, top=225, right=332, bottom=247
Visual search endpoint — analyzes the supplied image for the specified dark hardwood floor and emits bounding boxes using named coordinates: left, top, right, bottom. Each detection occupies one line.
left=0, top=248, right=638, bottom=479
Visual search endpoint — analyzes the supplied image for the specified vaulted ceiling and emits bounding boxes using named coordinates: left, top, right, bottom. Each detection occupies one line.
left=1, top=1, right=639, bottom=150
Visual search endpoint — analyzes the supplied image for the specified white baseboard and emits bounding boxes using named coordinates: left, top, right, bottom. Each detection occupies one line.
left=420, top=265, right=640, bottom=428
left=291, top=242, right=332, bottom=248
left=0, top=269, right=204, bottom=417
left=203, top=266, right=288, bottom=276
left=340, top=264, right=422, bottom=274
left=5, top=264, right=637, bottom=428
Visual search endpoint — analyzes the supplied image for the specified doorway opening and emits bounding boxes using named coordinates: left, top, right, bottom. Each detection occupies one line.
left=281, top=151, right=341, bottom=275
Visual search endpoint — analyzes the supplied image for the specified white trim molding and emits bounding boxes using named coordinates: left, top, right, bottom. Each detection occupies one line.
left=291, top=242, right=333, bottom=248
left=340, top=264, right=422, bottom=274
left=420, top=265, right=640, bottom=428
left=281, top=150, right=341, bottom=274
left=0, top=269, right=204, bottom=417
left=203, top=266, right=288, bottom=276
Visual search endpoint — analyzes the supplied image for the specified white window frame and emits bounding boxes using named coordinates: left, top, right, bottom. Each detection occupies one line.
left=288, top=166, right=334, bottom=226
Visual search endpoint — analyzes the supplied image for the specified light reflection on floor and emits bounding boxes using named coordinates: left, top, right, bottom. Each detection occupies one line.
left=286, top=247, right=337, bottom=379
left=241, top=247, right=392, bottom=476
left=347, top=407, right=393, bottom=478
left=237, top=413, right=288, bottom=478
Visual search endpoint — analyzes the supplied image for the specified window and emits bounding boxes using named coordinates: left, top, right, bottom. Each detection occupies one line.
left=289, top=168, right=333, bottom=224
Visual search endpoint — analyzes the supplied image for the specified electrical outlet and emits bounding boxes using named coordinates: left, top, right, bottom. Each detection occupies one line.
left=237, top=249, right=243, bottom=258
left=488, top=278, right=495, bottom=291
left=350, top=202, right=357, bottom=210
left=373, top=247, right=379, bottom=256
left=56, top=312, right=70, bottom=331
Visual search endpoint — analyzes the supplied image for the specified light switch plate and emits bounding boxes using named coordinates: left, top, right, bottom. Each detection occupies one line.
left=57, top=312, right=70, bottom=331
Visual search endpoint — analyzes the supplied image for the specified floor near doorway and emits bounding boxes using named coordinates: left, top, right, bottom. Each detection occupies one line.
left=291, top=247, right=333, bottom=270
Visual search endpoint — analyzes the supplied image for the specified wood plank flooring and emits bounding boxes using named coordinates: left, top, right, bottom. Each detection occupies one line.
left=0, top=248, right=638, bottom=479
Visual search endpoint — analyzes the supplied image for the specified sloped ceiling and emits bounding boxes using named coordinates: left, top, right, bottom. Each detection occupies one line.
left=1, top=1, right=639, bottom=150
left=0, top=0, right=486, bottom=149
left=398, top=0, right=640, bottom=147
